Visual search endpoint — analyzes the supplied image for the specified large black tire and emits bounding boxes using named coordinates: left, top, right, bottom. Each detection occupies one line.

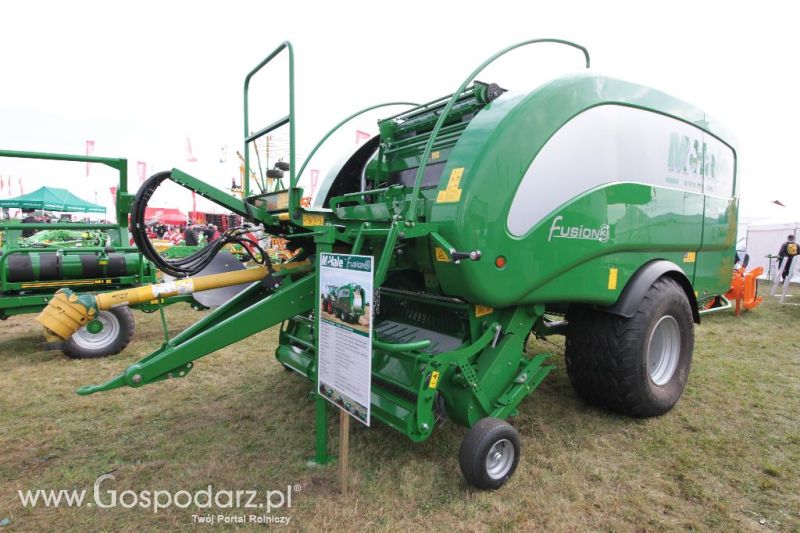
left=459, top=418, right=521, bottom=490
left=63, top=307, right=135, bottom=359
left=565, top=276, right=694, bottom=417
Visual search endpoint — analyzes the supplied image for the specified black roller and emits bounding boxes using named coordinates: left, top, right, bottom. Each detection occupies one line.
left=7, top=255, right=34, bottom=282
left=38, top=253, right=61, bottom=281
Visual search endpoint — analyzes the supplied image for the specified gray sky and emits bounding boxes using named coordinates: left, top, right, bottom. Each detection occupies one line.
left=0, top=0, right=797, bottom=220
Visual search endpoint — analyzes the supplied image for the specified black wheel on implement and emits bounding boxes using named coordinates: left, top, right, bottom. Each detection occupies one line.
left=565, top=276, right=694, bottom=417
left=63, top=307, right=135, bottom=359
left=459, top=417, right=520, bottom=490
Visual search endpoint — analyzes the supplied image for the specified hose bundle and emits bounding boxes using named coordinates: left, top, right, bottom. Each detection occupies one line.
left=131, top=171, right=271, bottom=278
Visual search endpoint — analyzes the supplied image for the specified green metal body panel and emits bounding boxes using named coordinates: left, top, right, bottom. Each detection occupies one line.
left=427, top=75, right=737, bottom=308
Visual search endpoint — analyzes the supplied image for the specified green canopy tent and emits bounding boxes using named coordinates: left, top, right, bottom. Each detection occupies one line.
left=0, top=186, right=106, bottom=214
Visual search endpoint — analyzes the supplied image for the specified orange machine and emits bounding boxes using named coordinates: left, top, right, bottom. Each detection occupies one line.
left=725, top=265, right=764, bottom=315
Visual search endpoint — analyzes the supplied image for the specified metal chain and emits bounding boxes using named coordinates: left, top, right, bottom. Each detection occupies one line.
left=529, top=333, right=565, bottom=356
left=373, top=287, right=381, bottom=318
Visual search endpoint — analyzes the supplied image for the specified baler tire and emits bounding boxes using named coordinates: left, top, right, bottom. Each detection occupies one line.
left=63, top=307, right=135, bottom=359
left=565, top=277, right=693, bottom=417
left=459, top=418, right=520, bottom=490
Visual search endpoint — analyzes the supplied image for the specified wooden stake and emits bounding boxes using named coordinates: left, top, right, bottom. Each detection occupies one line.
left=339, top=410, right=350, bottom=494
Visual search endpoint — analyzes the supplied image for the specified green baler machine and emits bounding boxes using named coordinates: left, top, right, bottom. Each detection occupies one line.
left=63, top=39, right=738, bottom=488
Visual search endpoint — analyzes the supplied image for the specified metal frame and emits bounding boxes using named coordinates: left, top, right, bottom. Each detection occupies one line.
left=243, top=42, right=295, bottom=196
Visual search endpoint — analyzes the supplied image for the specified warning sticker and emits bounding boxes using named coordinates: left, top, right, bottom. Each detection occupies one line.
left=447, top=167, right=463, bottom=189
left=475, top=304, right=493, bottom=317
left=151, top=279, right=194, bottom=297
left=302, top=213, right=325, bottom=227
left=436, top=188, right=462, bottom=203
left=429, top=370, right=440, bottom=389
left=437, top=167, right=464, bottom=204
left=435, top=247, right=450, bottom=262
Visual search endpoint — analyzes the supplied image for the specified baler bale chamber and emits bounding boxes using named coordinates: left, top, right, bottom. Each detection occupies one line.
left=59, top=39, right=738, bottom=489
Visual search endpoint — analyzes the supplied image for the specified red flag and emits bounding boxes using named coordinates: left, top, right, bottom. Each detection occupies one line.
left=186, top=136, right=197, bottom=162
left=18, top=177, right=23, bottom=195
left=191, top=190, right=197, bottom=215
left=109, top=186, right=117, bottom=205
left=137, top=161, right=147, bottom=184
left=0, top=175, right=4, bottom=193
left=355, top=130, right=371, bottom=145
left=310, top=169, right=320, bottom=196
left=86, top=140, right=95, bottom=176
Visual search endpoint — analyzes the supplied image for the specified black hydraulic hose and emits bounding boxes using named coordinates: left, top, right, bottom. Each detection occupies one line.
left=131, top=171, right=273, bottom=278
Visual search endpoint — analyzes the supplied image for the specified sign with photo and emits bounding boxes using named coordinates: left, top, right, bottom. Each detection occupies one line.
left=317, top=253, right=373, bottom=426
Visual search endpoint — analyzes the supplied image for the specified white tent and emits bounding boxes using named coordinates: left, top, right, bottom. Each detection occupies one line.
left=744, top=217, right=800, bottom=283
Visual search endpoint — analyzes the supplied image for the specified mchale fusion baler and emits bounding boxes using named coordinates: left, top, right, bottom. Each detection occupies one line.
left=38, top=39, right=738, bottom=489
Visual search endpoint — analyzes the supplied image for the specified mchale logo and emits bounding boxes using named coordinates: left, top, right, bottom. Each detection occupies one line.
left=548, top=216, right=610, bottom=243
left=322, top=255, right=344, bottom=268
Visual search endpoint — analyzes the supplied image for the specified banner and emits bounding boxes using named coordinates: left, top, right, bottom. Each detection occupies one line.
left=355, top=130, right=371, bottom=145
left=137, top=161, right=147, bottom=184
left=317, top=253, right=374, bottom=426
left=310, top=169, right=319, bottom=196
left=86, top=140, right=95, bottom=176
left=186, top=136, right=197, bottom=162
left=109, top=186, right=117, bottom=206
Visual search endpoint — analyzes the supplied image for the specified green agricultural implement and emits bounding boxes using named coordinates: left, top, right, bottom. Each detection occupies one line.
left=0, top=150, right=222, bottom=357
left=41, top=39, right=738, bottom=488
left=0, top=150, right=160, bottom=358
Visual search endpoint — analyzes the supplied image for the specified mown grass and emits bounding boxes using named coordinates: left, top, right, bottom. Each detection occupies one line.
left=1, top=289, right=798, bottom=531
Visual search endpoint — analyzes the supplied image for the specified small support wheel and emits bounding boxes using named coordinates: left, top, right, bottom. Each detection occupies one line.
left=63, top=307, right=135, bottom=359
left=459, top=417, right=520, bottom=490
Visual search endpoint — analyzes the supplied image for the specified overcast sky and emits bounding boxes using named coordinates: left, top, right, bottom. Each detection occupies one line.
left=0, top=0, right=797, bottom=220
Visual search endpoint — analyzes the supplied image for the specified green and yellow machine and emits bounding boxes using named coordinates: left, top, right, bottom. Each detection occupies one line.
left=38, top=39, right=738, bottom=488
left=0, top=151, right=156, bottom=357
left=0, top=151, right=236, bottom=357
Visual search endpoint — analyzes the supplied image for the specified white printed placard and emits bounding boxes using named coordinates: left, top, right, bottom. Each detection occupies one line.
left=317, top=253, right=373, bottom=426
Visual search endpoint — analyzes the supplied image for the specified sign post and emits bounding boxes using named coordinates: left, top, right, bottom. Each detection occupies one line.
left=317, top=253, right=374, bottom=492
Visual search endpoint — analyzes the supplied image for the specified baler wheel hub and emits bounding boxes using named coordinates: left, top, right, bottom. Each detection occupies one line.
left=486, top=439, right=515, bottom=480
left=647, top=315, right=681, bottom=386
left=71, top=311, right=119, bottom=349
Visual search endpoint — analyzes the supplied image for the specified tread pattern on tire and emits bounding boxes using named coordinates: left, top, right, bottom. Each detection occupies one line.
left=564, top=276, right=693, bottom=417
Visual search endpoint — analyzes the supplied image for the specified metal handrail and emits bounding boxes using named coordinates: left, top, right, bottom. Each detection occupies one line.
left=405, top=38, right=590, bottom=221
left=243, top=42, right=295, bottom=196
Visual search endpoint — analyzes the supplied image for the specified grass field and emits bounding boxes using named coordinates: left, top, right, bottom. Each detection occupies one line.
left=1, top=289, right=799, bottom=531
